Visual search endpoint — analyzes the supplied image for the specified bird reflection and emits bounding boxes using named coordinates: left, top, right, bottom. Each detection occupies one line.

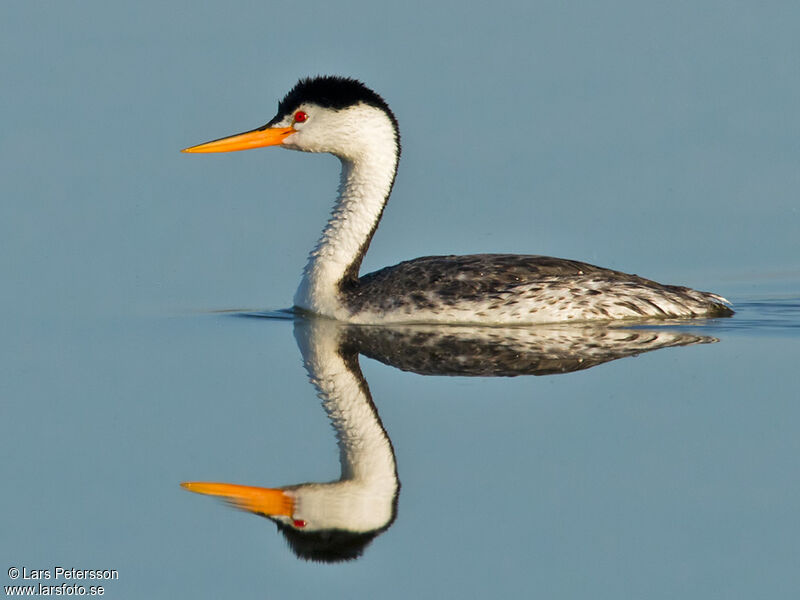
left=182, top=317, right=717, bottom=562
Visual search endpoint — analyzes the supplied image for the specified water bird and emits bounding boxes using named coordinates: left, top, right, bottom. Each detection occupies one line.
left=182, top=318, right=400, bottom=563
left=183, top=76, right=732, bottom=324
left=180, top=317, right=716, bottom=561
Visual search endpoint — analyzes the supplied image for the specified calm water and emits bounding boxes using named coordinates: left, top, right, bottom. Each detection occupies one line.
left=4, top=2, right=800, bottom=598
left=3, top=288, right=799, bottom=598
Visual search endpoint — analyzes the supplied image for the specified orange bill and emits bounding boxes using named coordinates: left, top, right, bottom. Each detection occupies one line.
left=182, top=126, right=294, bottom=153
left=181, top=481, right=294, bottom=516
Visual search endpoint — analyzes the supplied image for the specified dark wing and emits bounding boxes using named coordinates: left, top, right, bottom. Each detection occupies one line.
left=343, top=254, right=687, bottom=313
left=341, top=322, right=717, bottom=377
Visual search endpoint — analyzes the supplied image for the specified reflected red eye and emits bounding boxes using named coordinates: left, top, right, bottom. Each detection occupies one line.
left=294, top=111, right=308, bottom=123
left=293, top=519, right=307, bottom=528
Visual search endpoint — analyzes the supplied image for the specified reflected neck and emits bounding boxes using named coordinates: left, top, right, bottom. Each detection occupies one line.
left=297, top=320, right=397, bottom=486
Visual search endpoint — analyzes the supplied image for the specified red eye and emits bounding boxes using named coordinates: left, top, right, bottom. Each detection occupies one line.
left=293, top=519, right=307, bottom=528
left=294, top=111, right=308, bottom=123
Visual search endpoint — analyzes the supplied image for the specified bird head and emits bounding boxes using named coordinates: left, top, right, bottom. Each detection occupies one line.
left=182, top=75, right=399, bottom=162
left=181, top=478, right=397, bottom=562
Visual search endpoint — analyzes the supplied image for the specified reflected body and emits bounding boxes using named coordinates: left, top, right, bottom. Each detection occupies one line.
left=182, top=316, right=717, bottom=561
left=183, top=76, right=732, bottom=325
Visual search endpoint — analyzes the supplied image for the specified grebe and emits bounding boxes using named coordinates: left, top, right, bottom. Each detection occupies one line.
left=183, top=318, right=399, bottom=562
left=183, top=76, right=732, bottom=324
left=181, top=317, right=713, bottom=561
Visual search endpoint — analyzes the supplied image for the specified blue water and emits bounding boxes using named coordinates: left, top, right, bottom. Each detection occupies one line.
left=3, top=2, right=800, bottom=598
left=4, top=289, right=799, bottom=598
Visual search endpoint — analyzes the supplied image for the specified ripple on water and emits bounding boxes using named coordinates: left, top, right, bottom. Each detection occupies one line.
left=628, top=296, right=800, bottom=338
left=215, top=295, right=800, bottom=337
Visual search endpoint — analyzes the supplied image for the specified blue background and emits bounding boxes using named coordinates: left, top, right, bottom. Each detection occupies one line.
left=2, top=1, right=799, bottom=598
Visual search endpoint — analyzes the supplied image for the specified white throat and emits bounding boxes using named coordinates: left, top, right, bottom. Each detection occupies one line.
left=292, top=105, right=399, bottom=319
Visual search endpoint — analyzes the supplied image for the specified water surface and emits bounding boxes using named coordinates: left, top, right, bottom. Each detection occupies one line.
left=4, top=290, right=799, bottom=598
left=3, top=2, right=800, bottom=598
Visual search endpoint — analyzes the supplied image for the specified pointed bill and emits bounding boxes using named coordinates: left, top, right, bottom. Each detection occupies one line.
left=181, top=481, right=294, bottom=516
left=182, top=126, right=294, bottom=153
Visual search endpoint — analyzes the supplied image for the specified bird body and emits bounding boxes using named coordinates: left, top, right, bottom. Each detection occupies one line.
left=336, top=254, right=732, bottom=323
left=180, top=316, right=716, bottom=561
left=184, top=76, right=732, bottom=324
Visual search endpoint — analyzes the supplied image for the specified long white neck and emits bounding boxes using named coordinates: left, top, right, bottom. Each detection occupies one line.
left=292, top=318, right=398, bottom=532
left=295, top=319, right=396, bottom=482
left=293, top=115, right=399, bottom=319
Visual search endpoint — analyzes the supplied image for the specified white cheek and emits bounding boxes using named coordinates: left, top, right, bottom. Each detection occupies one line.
left=284, top=127, right=330, bottom=154
left=281, top=131, right=301, bottom=149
